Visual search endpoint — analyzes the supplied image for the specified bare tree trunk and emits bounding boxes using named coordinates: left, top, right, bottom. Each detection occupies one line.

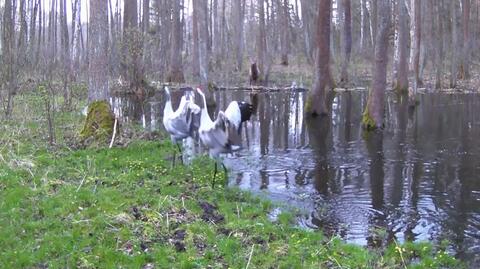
left=142, top=0, right=151, bottom=70
left=370, top=0, right=378, bottom=53
left=2, top=0, right=17, bottom=118
left=300, top=0, right=313, bottom=63
left=435, top=0, right=444, bottom=89
left=305, top=0, right=331, bottom=117
left=88, top=0, right=109, bottom=102
left=280, top=0, right=289, bottom=65
left=17, top=0, right=28, bottom=67
left=142, top=0, right=150, bottom=33
left=394, top=0, right=409, bottom=93
left=198, top=0, right=210, bottom=85
left=123, top=0, right=143, bottom=95
left=232, top=0, right=245, bottom=71
left=413, top=0, right=422, bottom=89
left=220, top=0, right=227, bottom=63
left=360, top=0, right=367, bottom=51
left=459, top=0, right=470, bottom=79
left=207, top=0, right=212, bottom=54
left=450, top=0, right=458, bottom=88
left=60, top=0, right=71, bottom=107
left=256, top=0, right=267, bottom=82
left=362, top=0, right=391, bottom=130
left=340, top=0, right=352, bottom=84
left=29, top=0, right=39, bottom=66
left=35, top=0, right=43, bottom=67
left=167, top=0, right=185, bottom=83
left=213, top=0, right=221, bottom=67
left=192, top=1, right=200, bottom=79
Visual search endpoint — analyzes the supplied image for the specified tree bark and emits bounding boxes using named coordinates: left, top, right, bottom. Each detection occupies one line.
left=435, top=0, right=444, bottom=89
left=232, top=0, right=245, bottom=71
left=370, top=0, right=378, bottom=52
left=59, top=0, right=71, bottom=106
left=142, top=0, right=151, bottom=70
left=213, top=0, right=221, bottom=67
left=305, top=0, right=331, bottom=117
left=167, top=0, right=185, bottom=83
left=256, top=0, right=268, bottom=82
left=88, top=0, right=109, bottom=102
left=200, top=0, right=210, bottom=84
left=450, top=0, right=458, bottom=88
left=2, top=0, right=17, bottom=118
left=459, top=0, right=471, bottom=79
left=71, top=0, right=82, bottom=72
left=29, top=0, right=39, bottom=65
left=280, top=0, right=290, bottom=65
left=413, top=0, right=422, bottom=88
left=362, top=0, right=391, bottom=130
left=300, top=0, right=313, bottom=63
left=340, top=0, right=352, bottom=84
left=194, top=0, right=209, bottom=85
left=192, top=0, right=200, bottom=79
left=123, top=0, right=143, bottom=94
left=17, top=0, right=28, bottom=67
left=394, top=0, right=409, bottom=93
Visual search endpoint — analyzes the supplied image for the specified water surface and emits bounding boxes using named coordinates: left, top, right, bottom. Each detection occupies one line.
left=114, top=89, right=480, bottom=265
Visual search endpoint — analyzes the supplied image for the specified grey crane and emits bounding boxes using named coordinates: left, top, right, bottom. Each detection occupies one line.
left=162, top=87, right=200, bottom=166
left=195, top=88, right=254, bottom=187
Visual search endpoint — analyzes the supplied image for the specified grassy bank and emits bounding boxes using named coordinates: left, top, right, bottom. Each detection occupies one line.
left=0, top=92, right=461, bottom=268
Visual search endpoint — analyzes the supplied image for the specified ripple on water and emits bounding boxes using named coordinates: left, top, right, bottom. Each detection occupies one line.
left=121, top=89, right=480, bottom=266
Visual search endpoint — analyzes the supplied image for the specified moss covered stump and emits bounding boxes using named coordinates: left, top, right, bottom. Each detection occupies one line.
left=80, top=100, right=115, bottom=144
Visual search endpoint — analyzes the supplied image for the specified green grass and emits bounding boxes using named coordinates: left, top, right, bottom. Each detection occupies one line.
left=0, top=91, right=462, bottom=268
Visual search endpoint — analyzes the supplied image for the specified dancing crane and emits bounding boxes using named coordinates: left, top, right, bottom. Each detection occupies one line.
left=162, top=87, right=200, bottom=166
left=195, top=88, right=253, bottom=187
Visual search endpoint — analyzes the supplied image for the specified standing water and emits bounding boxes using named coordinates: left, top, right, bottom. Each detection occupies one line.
left=113, top=89, right=480, bottom=266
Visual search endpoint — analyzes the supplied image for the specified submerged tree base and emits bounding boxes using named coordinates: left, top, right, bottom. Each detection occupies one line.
left=362, top=106, right=381, bottom=131
left=304, top=94, right=328, bottom=117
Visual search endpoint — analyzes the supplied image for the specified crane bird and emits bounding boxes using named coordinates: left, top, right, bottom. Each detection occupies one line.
left=162, top=87, right=201, bottom=167
left=195, top=88, right=254, bottom=187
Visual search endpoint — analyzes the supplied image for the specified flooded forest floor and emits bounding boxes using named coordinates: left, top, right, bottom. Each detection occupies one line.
left=0, top=82, right=465, bottom=267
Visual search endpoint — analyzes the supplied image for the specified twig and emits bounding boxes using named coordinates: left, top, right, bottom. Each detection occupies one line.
left=76, top=175, right=87, bottom=192
left=109, top=118, right=118, bottom=148
left=245, top=244, right=255, bottom=269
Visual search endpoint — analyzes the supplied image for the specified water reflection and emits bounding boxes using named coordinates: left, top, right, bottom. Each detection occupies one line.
left=113, top=89, right=480, bottom=265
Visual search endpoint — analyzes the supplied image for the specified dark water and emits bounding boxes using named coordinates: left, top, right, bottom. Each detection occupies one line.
left=113, top=89, right=480, bottom=265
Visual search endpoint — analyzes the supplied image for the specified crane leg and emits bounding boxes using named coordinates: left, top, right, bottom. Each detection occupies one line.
left=212, top=162, right=218, bottom=188
left=222, top=163, right=228, bottom=181
left=171, top=150, right=176, bottom=168
left=177, top=143, right=183, bottom=165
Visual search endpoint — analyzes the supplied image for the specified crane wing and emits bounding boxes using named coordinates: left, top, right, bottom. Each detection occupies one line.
left=224, top=101, right=241, bottom=130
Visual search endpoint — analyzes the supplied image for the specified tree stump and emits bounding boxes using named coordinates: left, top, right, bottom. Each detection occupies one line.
left=80, top=100, right=115, bottom=145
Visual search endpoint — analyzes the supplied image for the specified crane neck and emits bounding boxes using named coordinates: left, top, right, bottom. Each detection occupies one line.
left=164, top=98, right=173, bottom=115
left=199, top=93, right=212, bottom=125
